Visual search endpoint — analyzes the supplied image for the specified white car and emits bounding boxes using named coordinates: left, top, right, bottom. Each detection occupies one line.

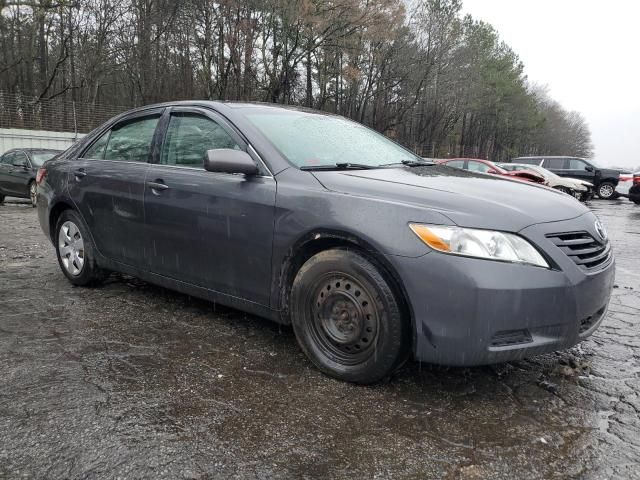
left=499, top=163, right=593, bottom=201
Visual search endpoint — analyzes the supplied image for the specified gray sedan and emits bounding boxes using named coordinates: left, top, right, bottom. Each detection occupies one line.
left=35, top=101, right=615, bottom=384
left=0, top=148, right=61, bottom=206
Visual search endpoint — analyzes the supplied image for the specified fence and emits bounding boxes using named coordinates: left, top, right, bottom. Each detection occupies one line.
left=0, top=91, right=129, bottom=135
left=0, top=128, right=85, bottom=154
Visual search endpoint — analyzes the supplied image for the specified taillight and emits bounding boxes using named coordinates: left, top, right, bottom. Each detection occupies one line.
left=633, top=175, right=640, bottom=185
left=36, top=167, right=47, bottom=185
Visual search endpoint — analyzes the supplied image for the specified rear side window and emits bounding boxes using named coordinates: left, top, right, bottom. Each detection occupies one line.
left=160, top=113, right=240, bottom=168
left=81, top=116, right=159, bottom=162
left=104, top=117, right=159, bottom=163
left=466, top=161, right=491, bottom=173
left=0, top=152, right=14, bottom=164
left=543, top=158, right=567, bottom=169
left=83, top=131, right=110, bottom=159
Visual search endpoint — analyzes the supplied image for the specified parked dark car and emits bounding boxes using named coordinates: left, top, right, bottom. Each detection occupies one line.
left=512, top=156, right=620, bottom=199
left=0, top=148, right=61, bottom=206
left=629, top=173, right=640, bottom=204
left=36, top=102, right=615, bottom=384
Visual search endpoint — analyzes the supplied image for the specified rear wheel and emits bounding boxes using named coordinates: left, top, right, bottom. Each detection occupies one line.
left=29, top=181, right=37, bottom=207
left=55, top=209, right=108, bottom=286
left=597, top=182, right=616, bottom=199
left=290, top=249, right=410, bottom=384
left=0, top=193, right=4, bottom=203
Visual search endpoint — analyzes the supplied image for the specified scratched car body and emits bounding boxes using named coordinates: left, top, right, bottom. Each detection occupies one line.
left=36, top=101, right=616, bottom=384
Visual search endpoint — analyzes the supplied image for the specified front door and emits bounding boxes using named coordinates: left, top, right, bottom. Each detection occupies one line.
left=67, top=110, right=162, bottom=265
left=564, top=158, right=596, bottom=183
left=144, top=107, right=277, bottom=306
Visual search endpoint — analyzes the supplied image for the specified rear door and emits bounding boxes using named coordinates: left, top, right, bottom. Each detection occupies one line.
left=541, top=158, right=569, bottom=177
left=68, top=109, right=163, bottom=265
left=143, top=107, right=276, bottom=305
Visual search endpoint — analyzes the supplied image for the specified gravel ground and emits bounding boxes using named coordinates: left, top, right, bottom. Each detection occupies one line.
left=0, top=198, right=638, bottom=479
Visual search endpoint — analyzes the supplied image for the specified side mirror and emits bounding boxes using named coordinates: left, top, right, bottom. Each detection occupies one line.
left=585, top=165, right=594, bottom=172
left=204, top=149, right=258, bottom=176
left=487, top=169, right=498, bottom=174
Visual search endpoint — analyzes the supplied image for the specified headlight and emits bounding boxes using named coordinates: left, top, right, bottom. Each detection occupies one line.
left=409, top=223, right=550, bottom=268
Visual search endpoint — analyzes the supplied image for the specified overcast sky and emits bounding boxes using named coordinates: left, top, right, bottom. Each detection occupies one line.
left=462, top=0, right=640, bottom=169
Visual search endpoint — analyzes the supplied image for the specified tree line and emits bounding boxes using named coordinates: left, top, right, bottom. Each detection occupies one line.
left=0, top=0, right=594, bottom=160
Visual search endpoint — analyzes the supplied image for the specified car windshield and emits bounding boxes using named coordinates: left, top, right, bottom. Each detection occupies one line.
left=30, top=151, right=58, bottom=166
left=244, top=110, right=421, bottom=168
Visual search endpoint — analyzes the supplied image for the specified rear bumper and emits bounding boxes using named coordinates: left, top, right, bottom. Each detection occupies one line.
left=629, top=184, right=640, bottom=203
left=389, top=213, right=615, bottom=366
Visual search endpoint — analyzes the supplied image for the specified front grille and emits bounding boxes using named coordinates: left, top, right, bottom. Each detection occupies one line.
left=546, top=231, right=611, bottom=270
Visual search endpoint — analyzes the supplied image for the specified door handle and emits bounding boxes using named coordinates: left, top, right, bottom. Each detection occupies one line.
left=73, top=169, right=87, bottom=179
left=147, top=180, right=169, bottom=193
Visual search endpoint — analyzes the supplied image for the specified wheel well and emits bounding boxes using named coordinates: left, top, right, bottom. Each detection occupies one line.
left=278, top=232, right=413, bottom=330
left=48, top=201, right=74, bottom=241
left=599, top=178, right=618, bottom=186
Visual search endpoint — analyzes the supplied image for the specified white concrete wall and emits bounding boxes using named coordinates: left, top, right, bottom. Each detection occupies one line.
left=0, top=128, right=85, bottom=154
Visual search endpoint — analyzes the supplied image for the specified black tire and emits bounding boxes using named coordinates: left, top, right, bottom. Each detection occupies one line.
left=633, top=199, right=640, bottom=205
left=0, top=193, right=4, bottom=203
left=290, top=248, right=410, bottom=384
left=54, top=209, right=109, bottom=286
left=597, top=181, right=616, bottom=199
left=28, top=181, right=37, bottom=208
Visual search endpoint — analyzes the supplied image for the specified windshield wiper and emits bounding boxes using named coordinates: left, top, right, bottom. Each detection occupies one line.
left=400, top=159, right=436, bottom=167
left=300, top=162, right=379, bottom=171
left=380, top=159, right=436, bottom=167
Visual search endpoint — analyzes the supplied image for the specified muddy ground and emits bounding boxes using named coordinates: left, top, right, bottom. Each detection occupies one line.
left=0, top=199, right=638, bottom=479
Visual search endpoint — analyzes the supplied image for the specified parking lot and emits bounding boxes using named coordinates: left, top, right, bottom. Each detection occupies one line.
left=0, top=199, right=638, bottom=479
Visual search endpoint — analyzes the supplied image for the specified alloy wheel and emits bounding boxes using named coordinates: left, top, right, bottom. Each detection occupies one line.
left=599, top=183, right=614, bottom=199
left=58, top=221, right=85, bottom=276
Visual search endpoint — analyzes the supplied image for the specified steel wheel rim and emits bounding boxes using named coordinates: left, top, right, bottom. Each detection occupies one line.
left=58, top=221, right=85, bottom=276
left=30, top=183, right=37, bottom=205
left=600, top=184, right=614, bottom=198
left=309, top=273, right=379, bottom=365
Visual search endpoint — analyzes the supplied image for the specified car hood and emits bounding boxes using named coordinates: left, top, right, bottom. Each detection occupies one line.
left=311, top=165, right=589, bottom=232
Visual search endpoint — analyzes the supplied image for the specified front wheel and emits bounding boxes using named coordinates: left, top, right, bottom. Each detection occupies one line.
left=29, top=181, right=37, bottom=207
left=55, top=209, right=108, bottom=286
left=290, top=249, right=410, bottom=384
left=597, top=182, right=616, bottom=199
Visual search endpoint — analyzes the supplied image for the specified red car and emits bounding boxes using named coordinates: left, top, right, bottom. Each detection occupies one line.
left=438, top=158, right=546, bottom=184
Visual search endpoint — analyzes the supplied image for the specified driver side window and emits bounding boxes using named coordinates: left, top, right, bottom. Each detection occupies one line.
left=568, top=159, right=588, bottom=170
left=160, top=113, right=241, bottom=169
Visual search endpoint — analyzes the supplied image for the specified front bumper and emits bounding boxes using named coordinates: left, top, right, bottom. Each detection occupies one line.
left=390, top=212, right=615, bottom=366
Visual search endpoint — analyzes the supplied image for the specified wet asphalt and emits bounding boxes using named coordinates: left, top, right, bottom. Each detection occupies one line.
left=0, top=199, right=638, bottom=479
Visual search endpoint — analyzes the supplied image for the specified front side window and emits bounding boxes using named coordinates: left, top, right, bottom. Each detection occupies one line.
left=244, top=110, right=419, bottom=168
left=161, top=114, right=240, bottom=168
left=103, top=116, right=159, bottom=163
left=568, top=159, right=589, bottom=170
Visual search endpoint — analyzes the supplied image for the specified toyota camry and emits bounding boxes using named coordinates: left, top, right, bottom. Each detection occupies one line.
left=35, top=101, right=615, bottom=384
